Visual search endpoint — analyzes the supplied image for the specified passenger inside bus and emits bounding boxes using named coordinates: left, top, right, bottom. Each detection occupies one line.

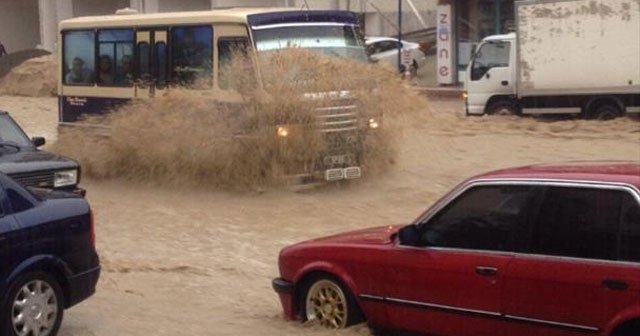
left=116, top=55, right=133, bottom=85
left=65, top=57, right=94, bottom=84
left=174, top=30, right=207, bottom=68
left=97, top=55, right=115, bottom=84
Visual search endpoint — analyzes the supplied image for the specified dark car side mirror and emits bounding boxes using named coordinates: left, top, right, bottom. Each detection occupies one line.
left=398, top=224, right=420, bottom=247
left=31, top=137, right=45, bottom=148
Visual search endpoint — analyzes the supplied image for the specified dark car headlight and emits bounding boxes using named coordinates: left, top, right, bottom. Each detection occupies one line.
left=54, top=169, right=78, bottom=188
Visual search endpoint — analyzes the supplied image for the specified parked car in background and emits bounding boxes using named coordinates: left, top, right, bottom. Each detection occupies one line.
left=0, top=172, right=99, bottom=336
left=0, top=111, right=83, bottom=194
left=273, top=161, right=640, bottom=336
left=365, top=36, right=427, bottom=75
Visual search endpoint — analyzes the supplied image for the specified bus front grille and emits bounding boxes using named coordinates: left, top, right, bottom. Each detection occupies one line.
left=315, top=99, right=359, bottom=133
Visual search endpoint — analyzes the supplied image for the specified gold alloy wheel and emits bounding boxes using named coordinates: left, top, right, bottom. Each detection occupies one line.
left=305, top=279, right=348, bottom=328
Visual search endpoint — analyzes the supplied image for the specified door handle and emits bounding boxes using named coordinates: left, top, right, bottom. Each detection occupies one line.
left=475, top=266, right=498, bottom=276
left=602, top=279, right=628, bottom=291
left=501, top=80, right=509, bottom=86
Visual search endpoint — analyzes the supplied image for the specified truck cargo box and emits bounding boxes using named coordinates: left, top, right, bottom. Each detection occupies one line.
left=516, top=0, right=640, bottom=97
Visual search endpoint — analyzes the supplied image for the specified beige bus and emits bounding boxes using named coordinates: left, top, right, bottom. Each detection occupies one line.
left=58, top=7, right=374, bottom=182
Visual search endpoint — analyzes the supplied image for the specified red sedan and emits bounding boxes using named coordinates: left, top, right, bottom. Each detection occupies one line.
left=273, top=161, right=640, bottom=336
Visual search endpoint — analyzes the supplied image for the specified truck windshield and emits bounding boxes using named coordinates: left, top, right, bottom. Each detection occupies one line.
left=0, top=114, right=33, bottom=148
left=471, top=41, right=510, bottom=81
left=252, top=24, right=368, bottom=62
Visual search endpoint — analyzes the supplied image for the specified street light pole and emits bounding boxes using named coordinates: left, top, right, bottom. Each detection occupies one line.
left=398, top=0, right=402, bottom=71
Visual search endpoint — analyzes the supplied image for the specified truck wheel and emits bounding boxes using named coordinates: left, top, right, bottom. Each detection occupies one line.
left=1, top=272, right=64, bottom=336
left=588, top=104, right=622, bottom=120
left=487, top=100, right=519, bottom=116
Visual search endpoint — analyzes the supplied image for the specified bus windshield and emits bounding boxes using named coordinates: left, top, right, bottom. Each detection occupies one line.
left=252, top=24, right=368, bottom=62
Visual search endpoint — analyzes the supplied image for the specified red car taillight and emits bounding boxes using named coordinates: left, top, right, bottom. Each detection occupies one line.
left=89, top=209, right=95, bottom=248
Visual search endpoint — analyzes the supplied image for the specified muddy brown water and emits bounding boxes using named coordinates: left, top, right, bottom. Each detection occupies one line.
left=1, top=95, right=639, bottom=335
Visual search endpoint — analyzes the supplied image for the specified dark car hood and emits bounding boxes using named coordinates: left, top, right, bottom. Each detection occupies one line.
left=0, top=149, right=78, bottom=174
left=306, top=225, right=403, bottom=246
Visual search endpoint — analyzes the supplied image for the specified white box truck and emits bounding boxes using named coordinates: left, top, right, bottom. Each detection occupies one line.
left=464, top=0, right=640, bottom=119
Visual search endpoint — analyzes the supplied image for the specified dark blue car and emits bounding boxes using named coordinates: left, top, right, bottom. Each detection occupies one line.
left=0, top=172, right=99, bottom=336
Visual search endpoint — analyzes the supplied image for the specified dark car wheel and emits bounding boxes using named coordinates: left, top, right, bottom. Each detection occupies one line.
left=301, top=275, right=362, bottom=329
left=1, top=272, right=64, bottom=336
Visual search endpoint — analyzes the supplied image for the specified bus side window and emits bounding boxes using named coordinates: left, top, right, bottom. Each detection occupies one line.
left=171, top=26, right=213, bottom=88
left=98, top=29, right=134, bottom=86
left=137, top=42, right=150, bottom=80
left=218, top=37, right=253, bottom=92
left=63, top=30, right=95, bottom=86
left=155, top=42, right=168, bottom=87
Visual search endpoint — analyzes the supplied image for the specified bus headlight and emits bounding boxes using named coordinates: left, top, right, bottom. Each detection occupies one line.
left=54, top=169, right=78, bottom=188
left=276, top=126, right=289, bottom=137
left=368, top=118, right=379, bottom=129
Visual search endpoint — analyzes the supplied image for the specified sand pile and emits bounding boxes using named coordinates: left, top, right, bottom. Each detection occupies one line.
left=0, top=54, right=57, bottom=97
left=54, top=49, right=427, bottom=189
left=0, top=48, right=51, bottom=78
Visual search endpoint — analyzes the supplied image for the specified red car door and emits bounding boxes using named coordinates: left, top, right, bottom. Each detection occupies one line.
left=382, top=247, right=511, bottom=336
left=375, top=184, right=540, bottom=336
left=502, top=186, right=640, bottom=336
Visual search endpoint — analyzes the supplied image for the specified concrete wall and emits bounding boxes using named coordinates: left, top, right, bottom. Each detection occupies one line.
left=73, top=0, right=129, bottom=16
left=159, top=0, right=210, bottom=12
left=211, top=0, right=285, bottom=7
left=0, top=0, right=40, bottom=52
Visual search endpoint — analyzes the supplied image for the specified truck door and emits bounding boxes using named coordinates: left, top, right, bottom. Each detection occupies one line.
left=135, top=29, right=169, bottom=98
left=465, top=39, right=516, bottom=115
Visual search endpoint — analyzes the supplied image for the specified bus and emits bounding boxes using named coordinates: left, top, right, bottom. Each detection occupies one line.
left=57, top=8, right=377, bottom=183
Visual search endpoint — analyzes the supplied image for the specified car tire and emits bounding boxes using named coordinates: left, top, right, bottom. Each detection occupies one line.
left=587, top=103, right=622, bottom=120
left=612, top=320, right=640, bottom=336
left=486, top=99, right=519, bottom=116
left=1, top=271, right=64, bottom=336
left=300, top=274, right=362, bottom=328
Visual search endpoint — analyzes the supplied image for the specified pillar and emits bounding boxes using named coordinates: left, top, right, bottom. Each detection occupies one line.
left=144, top=0, right=159, bottom=13
left=38, top=0, right=73, bottom=52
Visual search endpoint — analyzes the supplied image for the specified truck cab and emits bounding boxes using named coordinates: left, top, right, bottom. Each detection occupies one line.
left=464, top=33, right=517, bottom=116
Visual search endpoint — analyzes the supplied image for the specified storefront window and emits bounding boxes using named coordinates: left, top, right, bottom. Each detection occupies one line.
left=456, top=0, right=514, bottom=72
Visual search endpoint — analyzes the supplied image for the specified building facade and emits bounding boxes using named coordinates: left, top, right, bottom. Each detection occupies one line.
left=1, top=0, right=515, bottom=86
left=1, top=0, right=437, bottom=53
left=437, top=0, right=515, bottom=85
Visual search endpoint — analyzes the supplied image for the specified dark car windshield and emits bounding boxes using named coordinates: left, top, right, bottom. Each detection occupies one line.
left=0, top=114, right=34, bottom=148
left=252, top=24, right=368, bottom=62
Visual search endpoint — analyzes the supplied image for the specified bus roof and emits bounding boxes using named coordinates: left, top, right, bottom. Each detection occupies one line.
left=58, top=8, right=357, bottom=30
